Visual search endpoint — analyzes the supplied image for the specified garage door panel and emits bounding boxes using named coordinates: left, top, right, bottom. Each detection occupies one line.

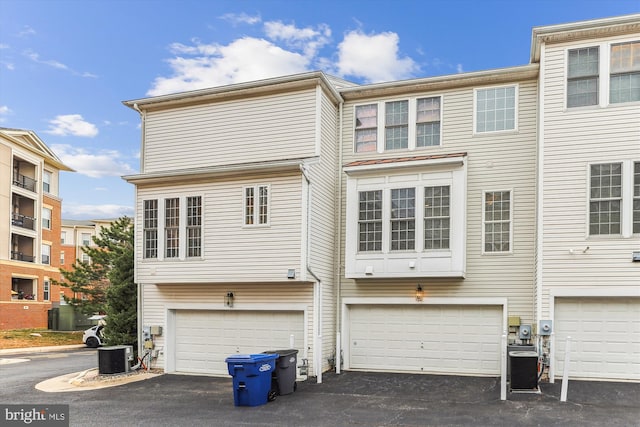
left=174, top=310, right=304, bottom=376
left=555, top=297, right=640, bottom=381
left=349, top=304, right=502, bottom=376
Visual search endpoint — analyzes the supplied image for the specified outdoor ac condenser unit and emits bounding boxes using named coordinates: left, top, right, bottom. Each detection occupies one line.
left=98, top=345, right=133, bottom=375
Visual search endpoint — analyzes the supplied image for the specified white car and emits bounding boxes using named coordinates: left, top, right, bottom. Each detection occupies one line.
left=83, top=324, right=105, bottom=348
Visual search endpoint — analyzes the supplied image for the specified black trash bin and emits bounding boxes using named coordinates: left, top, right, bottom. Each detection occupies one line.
left=509, top=350, right=538, bottom=391
left=263, top=349, right=298, bottom=395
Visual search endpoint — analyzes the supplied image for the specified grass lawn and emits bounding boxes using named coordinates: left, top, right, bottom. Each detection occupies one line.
left=0, top=328, right=84, bottom=349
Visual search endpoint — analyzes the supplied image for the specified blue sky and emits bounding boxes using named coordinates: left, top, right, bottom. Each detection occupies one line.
left=1, top=0, right=638, bottom=219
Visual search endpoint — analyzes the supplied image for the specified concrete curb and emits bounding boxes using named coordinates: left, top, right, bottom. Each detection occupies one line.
left=0, top=344, right=86, bottom=355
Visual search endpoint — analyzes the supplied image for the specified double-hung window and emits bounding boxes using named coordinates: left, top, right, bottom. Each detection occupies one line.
left=483, top=191, right=512, bottom=253
left=390, top=188, right=416, bottom=250
left=416, top=97, right=441, bottom=147
left=589, top=163, right=622, bottom=235
left=358, top=190, right=382, bottom=251
left=43, top=171, right=52, bottom=194
left=385, top=101, right=409, bottom=150
left=634, top=162, right=640, bottom=234
left=354, top=97, right=442, bottom=153
left=355, top=104, right=378, bottom=153
left=244, top=185, right=269, bottom=226
left=41, top=244, right=51, bottom=265
left=567, top=47, right=599, bottom=107
left=42, top=207, right=51, bottom=229
left=610, top=41, right=640, bottom=104
left=186, top=196, right=202, bottom=258
left=43, top=280, right=50, bottom=301
left=143, top=199, right=158, bottom=259
left=424, top=186, right=450, bottom=250
left=165, top=198, right=180, bottom=258
left=475, top=86, right=516, bottom=133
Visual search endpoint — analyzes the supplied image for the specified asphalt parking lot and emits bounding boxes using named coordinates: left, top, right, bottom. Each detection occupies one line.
left=30, top=371, right=640, bottom=426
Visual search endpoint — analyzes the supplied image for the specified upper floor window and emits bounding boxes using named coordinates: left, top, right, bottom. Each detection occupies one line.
left=81, top=233, right=91, bottom=246
left=354, top=96, right=442, bottom=153
left=81, top=252, right=90, bottom=263
left=60, top=251, right=65, bottom=266
left=483, top=191, right=512, bottom=253
left=43, top=280, right=50, bottom=301
left=567, top=46, right=599, bottom=107
left=61, top=231, right=67, bottom=244
left=610, top=41, right=640, bottom=104
left=358, top=190, right=382, bottom=252
left=345, top=158, right=467, bottom=278
left=634, top=162, right=640, bottom=234
left=42, top=208, right=52, bottom=229
left=424, top=186, right=450, bottom=250
left=475, top=86, right=516, bottom=133
left=165, top=198, right=180, bottom=258
left=143, top=199, right=158, bottom=259
left=385, top=101, right=409, bottom=150
left=390, top=188, right=415, bottom=250
left=589, top=163, right=622, bottom=235
left=244, top=185, right=269, bottom=226
left=355, top=104, right=378, bottom=153
left=43, top=171, right=52, bottom=193
left=186, top=196, right=202, bottom=258
left=416, top=97, right=441, bottom=147
left=42, top=244, right=51, bottom=265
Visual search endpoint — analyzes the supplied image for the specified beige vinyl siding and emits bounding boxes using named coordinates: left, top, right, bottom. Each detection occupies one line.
left=540, top=40, right=640, bottom=318
left=339, top=81, right=538, bottom=323
left=141, top=282, right=315, bottom=373
left=143, top=89, right=318, bottom=173
left=0, top=143, right=10, bottom=259
left=134, top=172, right=303, bottom=284
left=311, top=90, right=339, bottom=371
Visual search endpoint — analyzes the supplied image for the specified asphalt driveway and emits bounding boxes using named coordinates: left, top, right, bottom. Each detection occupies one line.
left=27, top=371, right=640, bottom=427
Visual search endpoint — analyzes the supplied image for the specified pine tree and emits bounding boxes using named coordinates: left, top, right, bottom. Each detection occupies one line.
left=56, top=216, right=137, bottom=349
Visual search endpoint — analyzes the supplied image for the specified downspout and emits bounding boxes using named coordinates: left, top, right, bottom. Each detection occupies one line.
left=132, top=102, right=145, bottom=359
left=335, top=101, right=344, bottom=374
left=300, top=164, right=322, bottom=384
left=536, top=42, right=549, bottom=381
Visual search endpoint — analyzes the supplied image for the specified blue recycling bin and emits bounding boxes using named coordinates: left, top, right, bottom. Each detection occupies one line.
left=225, top=353, right=278, bottom=407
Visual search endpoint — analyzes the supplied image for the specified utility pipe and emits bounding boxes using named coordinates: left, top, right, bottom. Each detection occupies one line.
left=560, top=336, right=571, bottom=402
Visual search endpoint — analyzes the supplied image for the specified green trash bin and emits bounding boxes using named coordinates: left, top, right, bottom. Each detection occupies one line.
left=263, top=349, right=298, bottom=395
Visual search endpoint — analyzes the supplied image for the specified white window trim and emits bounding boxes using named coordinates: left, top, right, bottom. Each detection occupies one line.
left=185, top=195, right=203, bottom=259
left=481, top=189, right=514, bottom=255
left=352, top=95, right=444, bottom=154
left=42, top=207, right=52, bottom=230
left=473, top=84, right=519, bottom=136
left=242, top=184, right=271, bottom=228
left=586, top=160, right=636, bottom=239
left=564, top=37, right=640, bottom=111
left=345, top=158, right=466, bottom=278
left=43, top=279, right=50, bottom=301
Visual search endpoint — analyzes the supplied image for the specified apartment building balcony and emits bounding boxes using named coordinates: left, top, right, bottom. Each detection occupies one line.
left=13, top=158, right=38, bottom=193
left=11, top=234, right=35, bottom=263
left=11, top=213, right=36, bottom=231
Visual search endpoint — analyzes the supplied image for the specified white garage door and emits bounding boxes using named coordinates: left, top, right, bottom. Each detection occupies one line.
left=174, top=310, right=304, bottom=376
left=554, top=297, right=640, bottom=381
left=348, top=304, right=502, bottom=376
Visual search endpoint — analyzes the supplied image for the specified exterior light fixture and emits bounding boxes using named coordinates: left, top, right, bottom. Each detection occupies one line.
left=287, top=269, right=296, bottom=279
left=225, top=292, right=234, bottom=307
left=415, top=285, right=424, bottom=302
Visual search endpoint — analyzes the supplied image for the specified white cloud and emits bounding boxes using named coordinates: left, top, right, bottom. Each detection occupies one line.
left=148, top=37, right=310, bottom=96
left=62, top=202, right=134, bottom=220
left=219, top=12, right=261, bottom=26
left=17, top=26, right=36, bottom=38
left=336, top=30, right=418, bottom=83
left=0, top=105, right=11, bottom=123
left=51, top=144, right=135, bottom=178
left=457, top=63, right=464, bottom=73
left=23, top=50, right=96, bottom=78
left=0, top=43, right=9, bottom=49
left=264, top=21, right=331, bottom=57
left=46, top=114, right=99, bottom=137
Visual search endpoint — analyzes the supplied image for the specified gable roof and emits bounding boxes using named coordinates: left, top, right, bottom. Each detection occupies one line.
left=0, top=127, right=74, bottom=171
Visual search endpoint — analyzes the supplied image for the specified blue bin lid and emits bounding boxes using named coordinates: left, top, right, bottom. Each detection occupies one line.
left=225, top=353, right=278, bottom=363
